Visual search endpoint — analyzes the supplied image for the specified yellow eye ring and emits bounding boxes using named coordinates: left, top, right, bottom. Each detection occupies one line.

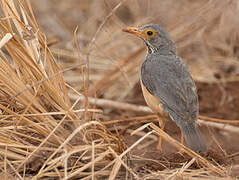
left=144, top=29, right=157, bottom=38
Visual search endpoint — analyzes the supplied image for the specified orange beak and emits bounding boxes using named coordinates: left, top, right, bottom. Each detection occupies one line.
left=122, top=27, right=145, bottom=38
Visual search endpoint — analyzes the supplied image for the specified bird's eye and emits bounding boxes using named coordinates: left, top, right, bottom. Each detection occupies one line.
left=144, top=29, right=156, bottom=38
left=146, top=30, right=153, bottom=36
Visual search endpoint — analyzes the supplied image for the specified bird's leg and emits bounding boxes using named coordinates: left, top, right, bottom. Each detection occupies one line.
left=181, top=131, right=184, bottom=145
left=178, top=130, right=185, bottom=155
left=157, top=115, right=165, bottom=150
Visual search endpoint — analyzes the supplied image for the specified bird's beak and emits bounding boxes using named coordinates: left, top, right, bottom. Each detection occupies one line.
left=122, top=27, right=145, bottom=38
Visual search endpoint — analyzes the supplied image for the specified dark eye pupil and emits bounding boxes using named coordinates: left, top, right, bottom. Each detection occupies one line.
left=147, top=31, right=153, bottom=36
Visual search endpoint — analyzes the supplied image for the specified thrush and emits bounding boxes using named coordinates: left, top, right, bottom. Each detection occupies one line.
left=123, top=24, right=207, bottom=152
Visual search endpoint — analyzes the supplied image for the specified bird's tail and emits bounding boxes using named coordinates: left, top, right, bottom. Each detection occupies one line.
left=180, top=122, right=207, bottom=152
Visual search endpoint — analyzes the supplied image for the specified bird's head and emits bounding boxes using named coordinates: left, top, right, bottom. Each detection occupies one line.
left=123, top=24, right=176, bottom=54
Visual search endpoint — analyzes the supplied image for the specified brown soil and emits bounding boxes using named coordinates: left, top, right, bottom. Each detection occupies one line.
left=198, top=81, right=239, bottom=120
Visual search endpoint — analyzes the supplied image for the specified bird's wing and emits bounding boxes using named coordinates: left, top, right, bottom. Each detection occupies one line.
left=141, top=54, right=198, bottom=126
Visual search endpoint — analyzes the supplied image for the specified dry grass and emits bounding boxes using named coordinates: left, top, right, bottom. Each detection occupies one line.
left=0, top=0, right=238, bottom=179
left=0, top=1, right=124, bottom=179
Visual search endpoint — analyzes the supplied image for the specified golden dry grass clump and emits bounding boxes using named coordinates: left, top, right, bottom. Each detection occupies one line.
left=0, top=1, right=125, bottom=179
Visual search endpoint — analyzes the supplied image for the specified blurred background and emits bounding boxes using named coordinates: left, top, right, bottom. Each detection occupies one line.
left=31, top=0, right=239, bottom=120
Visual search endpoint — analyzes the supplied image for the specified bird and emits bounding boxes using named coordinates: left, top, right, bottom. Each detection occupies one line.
left=122, top=24, right=207, bottom=152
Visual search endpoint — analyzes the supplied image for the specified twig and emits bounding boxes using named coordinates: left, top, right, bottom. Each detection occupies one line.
left=198, top=115, right=239, bottom=124
left=198, top=120, right=239, bottom=134
left=70, top=94, right=151, bottom=113
left=70, top=95, right=239, bottom=134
